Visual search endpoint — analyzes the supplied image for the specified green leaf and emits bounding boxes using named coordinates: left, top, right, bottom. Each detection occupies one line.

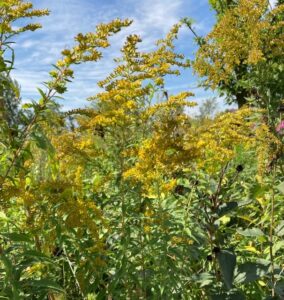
left=0, top=253, right=21, bottom=299
left=276, top=182, right=284, bottom=195
left=0, top=58, right=6, bottom=72
left=272, top=241, right=284, bottom=255
left=275, top=281, right=284, bottom=298
left=234, top=262, right=269, bottom=285
left=0, top=211, right=9, bottom=221
left=1, top=233, right=32, bottom=243
left=29, top=279, right=65, bottom=293
left=217, top=202, right=238, bottom=217
left=37, top=88, right=48, bottom=102
left=275, top=221, right=284, bottom=237
left=192, top=272, right=214, bottom=287
left=32, top=132, right=49, bottom=150
left=31, top=131, right=54, bottom=154
left=210, top=290, right=245, bottom=300
left=23, top=250, right=53, bottom=263
left=237, top=228, right=264, bottom=237
left=22, top=103, right=33, bottom=110
left=216, top=250, right=236, bottom=289
left=216, top=200, right=252, bottom=217
left=250, top=183, right=268, bottom=198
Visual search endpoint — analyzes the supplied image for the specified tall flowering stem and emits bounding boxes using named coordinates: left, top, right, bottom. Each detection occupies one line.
left=0, top=17, right=132, bottom=187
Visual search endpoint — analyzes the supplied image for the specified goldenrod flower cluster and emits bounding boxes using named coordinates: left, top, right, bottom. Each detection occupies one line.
left=193, top=0, right=284, bottom=87
left=86, top=23, right=191, bottom=130
left=194, top=108, right=281, bottom=173
left=123, top=92, right=197, bottom=194
left=0, top=0, right=49, bottom=35
left=124, top=106, right=280, bottom=193
left=48, top=19, right=132, bottom=94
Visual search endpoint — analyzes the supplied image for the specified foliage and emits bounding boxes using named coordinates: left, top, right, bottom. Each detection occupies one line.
left=197, top=97, right=219, bottom=120
left=0, top=0, right=283, bottom=299
left=194, top=0, right=284, bottom=113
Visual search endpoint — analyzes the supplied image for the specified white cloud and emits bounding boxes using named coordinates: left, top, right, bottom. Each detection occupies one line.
left=12, top=0, right=211, bottom=110
left=136, top=0, right=182, bottom=29
left=270, top=0, right=277, bottom=8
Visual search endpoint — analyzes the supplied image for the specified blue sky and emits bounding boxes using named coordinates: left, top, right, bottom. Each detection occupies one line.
left=11, top=0, right=277, bottom=112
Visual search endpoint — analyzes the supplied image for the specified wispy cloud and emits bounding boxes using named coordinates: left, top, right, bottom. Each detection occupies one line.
left=12, top=0, right=215, bottom=110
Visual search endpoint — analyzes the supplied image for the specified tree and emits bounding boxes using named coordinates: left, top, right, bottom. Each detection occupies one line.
left=198, top=97, right=219, bottom=119
left=193, top=0, right=284, bottom=116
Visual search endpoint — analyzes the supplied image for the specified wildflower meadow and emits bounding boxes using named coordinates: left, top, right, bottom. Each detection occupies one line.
left=0, top=0, right=284, bottom=299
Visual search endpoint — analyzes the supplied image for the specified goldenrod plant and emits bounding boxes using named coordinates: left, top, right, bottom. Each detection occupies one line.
left=0, top=0, right=283, bottom=299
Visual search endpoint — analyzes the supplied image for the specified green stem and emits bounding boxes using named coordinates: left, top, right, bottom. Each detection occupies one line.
left=270, top=164, right=276, bottom=297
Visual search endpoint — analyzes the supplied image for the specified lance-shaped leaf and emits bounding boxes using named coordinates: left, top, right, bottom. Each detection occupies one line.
left=216, top=250, right=236, bottom=289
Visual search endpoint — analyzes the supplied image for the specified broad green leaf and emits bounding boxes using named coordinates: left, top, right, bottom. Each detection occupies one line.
left=237, top=228, right=264, bottom=237
left=216, top=250, right=236, bottom=289
left=234, top=262, right=269, bottom=285
left=216, top=200, right=252, bottom=218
